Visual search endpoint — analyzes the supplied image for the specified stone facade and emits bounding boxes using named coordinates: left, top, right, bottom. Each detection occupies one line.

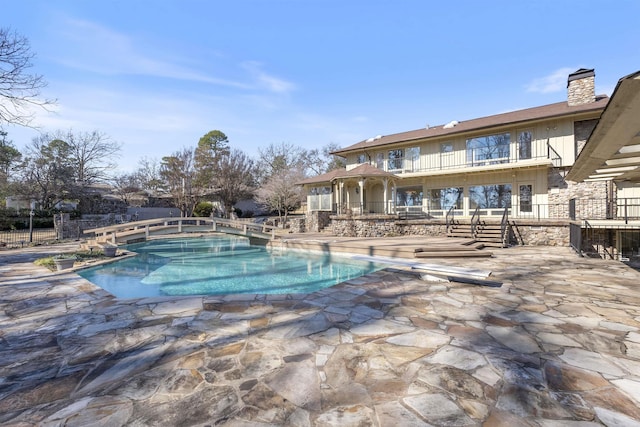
left=548, top=169, right=610, bottom=220
left=574, top=119, right=599, bottom=155
left=567, top=70, right=595, bottom=106
left=305, top=211, right=332, bottom=232
left=288, top=217, right=306, bottom=233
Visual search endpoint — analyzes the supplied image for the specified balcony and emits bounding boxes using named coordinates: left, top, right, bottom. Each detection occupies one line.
left=376, top=141, right=562, bottom=175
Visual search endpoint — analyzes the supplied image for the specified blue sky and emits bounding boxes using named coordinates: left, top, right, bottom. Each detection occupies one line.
left=4, top=0, right=639, bottom=172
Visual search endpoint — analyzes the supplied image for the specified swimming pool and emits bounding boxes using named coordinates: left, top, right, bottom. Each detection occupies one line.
left=78, top=236, right=385, bottom=298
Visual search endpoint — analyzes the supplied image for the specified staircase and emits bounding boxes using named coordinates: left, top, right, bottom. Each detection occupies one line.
left=448, top=221, right=509, bottom=248
left=447, top=206, right=511, bottom=248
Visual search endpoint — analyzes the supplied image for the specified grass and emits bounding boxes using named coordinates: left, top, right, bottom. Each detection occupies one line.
left=34, top=250, right=111, bottom=271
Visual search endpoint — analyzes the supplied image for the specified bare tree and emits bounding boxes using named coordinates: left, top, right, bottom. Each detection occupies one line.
left=306, top=142, right=346, bottom=175
left=255, top=142, right=308, bottom=223
left=0, top=28, right=55, bottom=127
left=254, top=166, right=305, bottom=225
left=160, top=147, right=198, bottom=217
left=111, top=173, right=143, bottom=207
left=213, top=149, right=255, bottom=218
left=65, top=130, right=121, bottom=184
left=17, top=135, right=75, bottom=210
left=136, top=156, right=163, bottom=196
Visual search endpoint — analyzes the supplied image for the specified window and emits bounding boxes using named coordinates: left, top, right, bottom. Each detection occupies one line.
left=466, top=133, right=511, bottom=166
left=309, top=186, right=332, bottom=211
left=396, top=186, right=423, bottom=206
left=469, top=184, right=512, bottom=209
left=388, top=149, right=404, bottom=170
left=518, top=131, right=532, bottom=160
left=519, top=184, right=532, bottom=213
left=376, top=152, right=385, bottom=169
left=356, top=153, right=367, bottom=164
left=441, top=143, right=453, bottom=153
left=428, top=188, right=463, bottom=210
left=406, top=147, right=420, bottom=172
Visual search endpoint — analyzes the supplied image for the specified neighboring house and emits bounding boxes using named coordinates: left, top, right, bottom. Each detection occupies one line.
left=298, top=68, right=640, bottom=259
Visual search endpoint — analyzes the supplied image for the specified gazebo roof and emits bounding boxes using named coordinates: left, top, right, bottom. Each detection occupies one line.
left=296, top=164, right=398, bottom=185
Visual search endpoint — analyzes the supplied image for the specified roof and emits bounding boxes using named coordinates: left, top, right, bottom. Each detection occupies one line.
left=333, top=96, right=609, bottom=156
left=566, top=70, right=640, bottom=183
left=296, top=163, right=398, bottom=185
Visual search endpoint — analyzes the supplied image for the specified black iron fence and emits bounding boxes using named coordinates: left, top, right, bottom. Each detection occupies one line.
left=0, top=228, right=57, bottom=248
left=570, top=198, right=640, bottom=223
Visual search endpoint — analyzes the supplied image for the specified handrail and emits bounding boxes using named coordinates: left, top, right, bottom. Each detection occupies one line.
left=547, top=139, right=562, bottom=167
left=470, top=206, right=480, bottom=237
left=500, top=207, right=509, bottom=246
left=445, top=205, right=455, bottom=232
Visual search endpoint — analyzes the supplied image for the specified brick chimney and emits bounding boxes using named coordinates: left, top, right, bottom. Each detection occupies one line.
left=567, top=68, right=596, bottom=106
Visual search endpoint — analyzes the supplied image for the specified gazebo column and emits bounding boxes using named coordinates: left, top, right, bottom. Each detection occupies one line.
left=383, top=178, right=389, bottom=214
left=358, top=179, right=364, bottom=213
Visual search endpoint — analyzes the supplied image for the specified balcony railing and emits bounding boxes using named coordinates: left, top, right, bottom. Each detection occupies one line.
left=376, top=141, right=562, bottom=174
left=327, top=199, right=640, bottom=222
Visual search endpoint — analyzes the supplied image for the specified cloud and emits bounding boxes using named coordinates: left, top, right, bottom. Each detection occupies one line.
left=241, top=61, right=296, bottom=94
left=50, top=18, right=250, bottom=88
left=525, top=67, right=575, bottom=94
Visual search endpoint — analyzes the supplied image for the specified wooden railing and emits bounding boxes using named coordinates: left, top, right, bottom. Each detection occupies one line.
left=83, top=217, right=278, bottom=244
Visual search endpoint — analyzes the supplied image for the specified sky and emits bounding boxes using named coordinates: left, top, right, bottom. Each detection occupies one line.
left=3, top=0, right=640, bottom=173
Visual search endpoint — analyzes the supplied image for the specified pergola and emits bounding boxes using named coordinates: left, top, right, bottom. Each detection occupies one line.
left=567, top=70, right=640, bottom=184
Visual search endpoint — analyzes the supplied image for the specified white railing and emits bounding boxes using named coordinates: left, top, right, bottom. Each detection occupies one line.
left=84, top=217, right=278, bottom=244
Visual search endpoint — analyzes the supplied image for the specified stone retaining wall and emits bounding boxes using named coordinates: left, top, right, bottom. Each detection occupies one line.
left=328, top=215, right=569, bottom=246
left=306, top=211, right=332, bottom=232
left=510, top=222, right=570, bottom=246
left=54, top=214, right=114, bottom=240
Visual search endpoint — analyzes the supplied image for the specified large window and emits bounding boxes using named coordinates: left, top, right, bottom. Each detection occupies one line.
left=518, top=131, right=532, bottom=160
left=469, top=184, right=512, bottom=209
left=466, top=133, right=511, bottom=166
left=406, top=147, right=420, bottom=172
left=428, top=187, right=463, bottom=210
left=356, top=153, right=367, bottom=164
left=388, top=149, right=404, bottom=170
left=396, top=186, right=423, bottom=206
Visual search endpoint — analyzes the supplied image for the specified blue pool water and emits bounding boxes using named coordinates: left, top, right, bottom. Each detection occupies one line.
left=78, top=236, right=384, bottom=298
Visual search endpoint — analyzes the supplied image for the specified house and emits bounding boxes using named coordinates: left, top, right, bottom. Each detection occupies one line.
left=299, top=68, right=640, bottom=259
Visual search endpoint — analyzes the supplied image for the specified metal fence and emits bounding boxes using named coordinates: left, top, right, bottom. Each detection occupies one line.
left=0, top=228, right=57, bottom=248
left=570, top=198, right=640, bottom=222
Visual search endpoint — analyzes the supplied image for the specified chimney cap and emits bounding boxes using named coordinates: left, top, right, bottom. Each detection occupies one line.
left=568, top=68, right=595, bottom=85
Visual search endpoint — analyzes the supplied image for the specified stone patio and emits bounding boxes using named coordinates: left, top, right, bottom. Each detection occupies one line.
left=1, top=241, right=640, bottom=426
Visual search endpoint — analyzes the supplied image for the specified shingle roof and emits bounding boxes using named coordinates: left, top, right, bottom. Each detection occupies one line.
left=296, top=163, right=398, bottom=185
left=333, top=96, right=609, bottom=156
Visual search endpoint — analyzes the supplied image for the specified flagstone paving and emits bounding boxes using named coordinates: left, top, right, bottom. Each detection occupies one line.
left=1, top=242, right=640, bottom=426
